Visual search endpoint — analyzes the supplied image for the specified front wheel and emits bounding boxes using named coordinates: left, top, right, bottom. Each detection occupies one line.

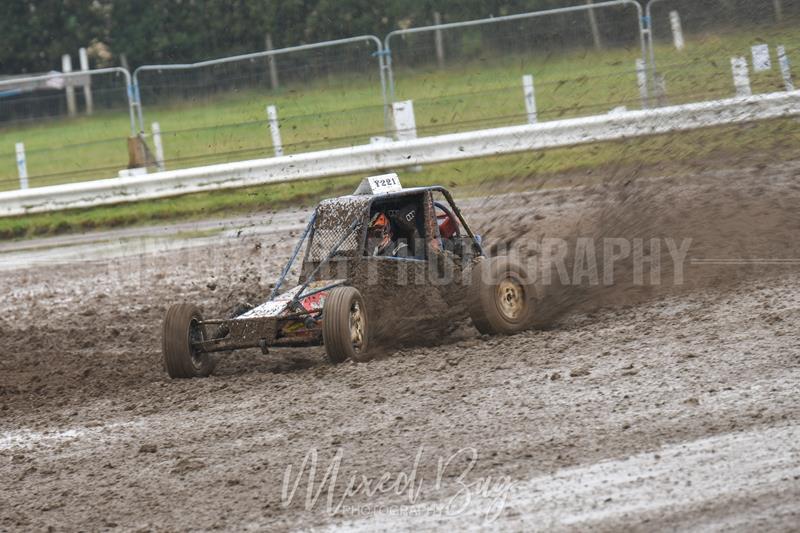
left=322, top=286, right=371, bottom=363
left=162, top=303, right=216, bottom=378
left=468, top=257, right=535, bottom=335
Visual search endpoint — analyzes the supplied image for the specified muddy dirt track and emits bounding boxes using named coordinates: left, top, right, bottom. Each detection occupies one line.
left=1, top=157, right=800, bottom=531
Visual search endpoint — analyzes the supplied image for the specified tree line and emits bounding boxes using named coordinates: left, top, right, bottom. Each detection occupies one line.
left=2, top=0, right=620, bottom=74
left=2, top=0, right=791, bottom=74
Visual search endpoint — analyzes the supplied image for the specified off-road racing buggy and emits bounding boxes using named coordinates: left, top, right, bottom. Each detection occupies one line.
left=162, top=174, right=535, bottom=378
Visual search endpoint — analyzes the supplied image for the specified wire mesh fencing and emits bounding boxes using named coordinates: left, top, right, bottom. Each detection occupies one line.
left=131, top=100, right=388, bottom=174
left=407, top=64, right=648, bottom=138
left=0, top=69, right=134, bottom=127
left=0, top=69, right=136, bottom=192
left=385, top=0, right=648, bottom=132
left=0, top=105, right=386, bottom=192
left=133, top=37, right=388, bottom=134
left=2, top=2, right=799, bottom=194
left=126, top=36, right=393, bottom=180
left=0, top=136, right=131, bottom=193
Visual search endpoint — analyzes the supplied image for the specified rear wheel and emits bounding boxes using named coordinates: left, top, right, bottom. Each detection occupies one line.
left=162, top=303, right=216, bottom=378
left=322, top=286, right=371, bottom=363
left=469, top=257, right=534, bottom=335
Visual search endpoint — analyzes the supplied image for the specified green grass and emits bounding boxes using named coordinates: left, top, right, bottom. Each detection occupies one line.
left=0, top=21, right=797, bottom=237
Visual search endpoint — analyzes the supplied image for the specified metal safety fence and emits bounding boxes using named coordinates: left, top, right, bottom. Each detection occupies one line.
left=0, top=68, right=136, bottom=192
left=0, top=67, right=135, bottom=129
left=132, top=35, right=389, bottom=133
left=1, top=1, right=798, bottom=194
left=384, top=0, right=648, bottom=104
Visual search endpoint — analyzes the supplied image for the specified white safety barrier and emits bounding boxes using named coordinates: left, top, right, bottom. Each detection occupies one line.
left=0, top=90, right=798, bottom=217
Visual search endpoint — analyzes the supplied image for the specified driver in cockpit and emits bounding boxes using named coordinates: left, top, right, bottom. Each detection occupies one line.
left=367, top=211, right=410, bottom=258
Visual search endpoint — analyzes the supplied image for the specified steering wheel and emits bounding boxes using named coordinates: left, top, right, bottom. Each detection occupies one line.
left=434, top=201, right=460, bottom=240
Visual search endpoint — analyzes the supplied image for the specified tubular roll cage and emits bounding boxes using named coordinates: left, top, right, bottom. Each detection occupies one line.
left=192, top=186, right=483, bottom=354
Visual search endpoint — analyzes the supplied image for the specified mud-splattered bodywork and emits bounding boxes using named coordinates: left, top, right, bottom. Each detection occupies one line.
left=196, top=184, right=483, bottom=354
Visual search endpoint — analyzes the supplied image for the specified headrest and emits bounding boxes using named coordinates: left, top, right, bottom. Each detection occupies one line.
left=391, top=204, right=418, bottom=233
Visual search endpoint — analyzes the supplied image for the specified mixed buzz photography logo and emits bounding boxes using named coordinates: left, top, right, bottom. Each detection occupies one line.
left=281, top=447, right=515, bottom=523
left=529, top=236, right=694, bottom=286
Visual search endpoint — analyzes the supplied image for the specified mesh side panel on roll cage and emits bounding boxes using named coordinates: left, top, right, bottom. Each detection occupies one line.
left=305, top=198, right=368, bottom=263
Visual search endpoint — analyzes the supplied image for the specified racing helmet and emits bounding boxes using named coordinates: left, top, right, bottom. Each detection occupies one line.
left=368, top=211, right=392, bottom=254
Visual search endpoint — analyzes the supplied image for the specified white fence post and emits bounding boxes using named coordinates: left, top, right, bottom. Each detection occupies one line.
left=266, top=105, right=283, bottom=157
left=15, top=143, right=28, bottom=190
left=78, top=47, right=94, bottom=115
left=433, top=12, right=445, bottom=68
left=636, top=59, right=649, bottom=109
left=62, top=54, right=77, bottom=116
left=731, top=57, right=752, bottom=97
left=669, top=11, right=685, bottom=51
left=151, top=122, right=165, bottom=171
left=265, top=34, right=279, bottom=90
left=522, top=74, right=537, bottom=124
left=777, top=46, right=794, bottom=91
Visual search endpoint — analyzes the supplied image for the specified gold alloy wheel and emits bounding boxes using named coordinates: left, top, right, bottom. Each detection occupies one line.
left=188, top=318, right=206, bottom=370
left=496, top=277, right=525, bottom=321
left=349, top=301, right=365, bottom=353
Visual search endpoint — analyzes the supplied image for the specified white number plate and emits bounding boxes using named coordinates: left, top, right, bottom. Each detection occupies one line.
left=367, top=173, right=403, bottom=194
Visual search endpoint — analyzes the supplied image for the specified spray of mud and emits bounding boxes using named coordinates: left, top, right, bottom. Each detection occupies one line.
left=477, top=159, right=800, bottom=327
